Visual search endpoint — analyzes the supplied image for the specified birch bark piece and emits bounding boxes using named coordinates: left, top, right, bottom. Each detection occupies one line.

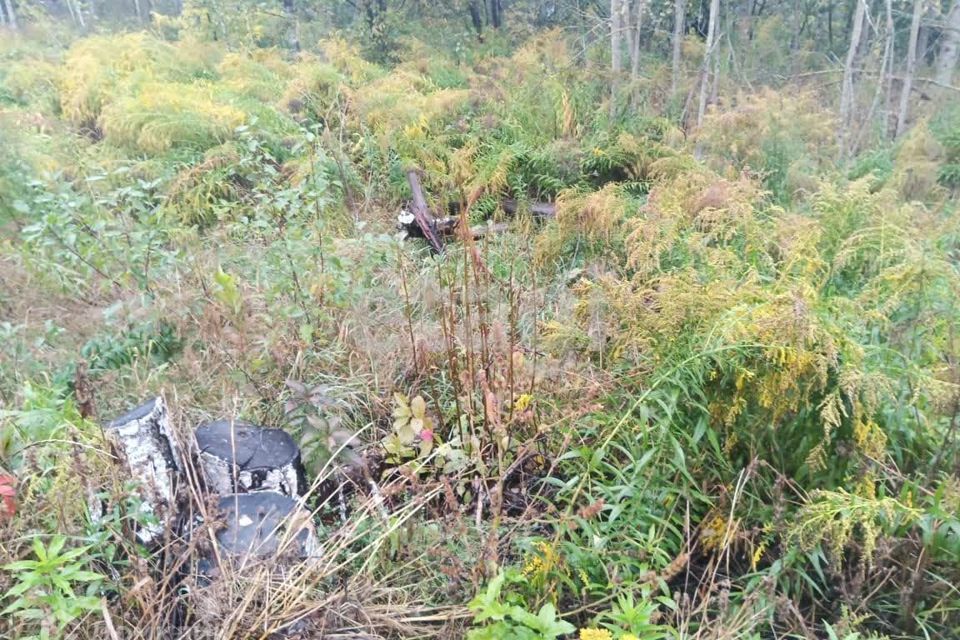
left=195, top=420, right=305, bottom=497
left=105, top=396, right=184, bottom=545
left=214, top=492, right=319, bottom=559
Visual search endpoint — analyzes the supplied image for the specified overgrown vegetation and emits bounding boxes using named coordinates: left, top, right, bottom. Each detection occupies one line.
left=1, top=2, right=960, bottom=639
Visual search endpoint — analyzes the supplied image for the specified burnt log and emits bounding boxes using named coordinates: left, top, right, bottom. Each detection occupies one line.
left=397, top=186, right=556, bottom=244
left=195, top=420, right=306, bottom=497
left=213, top=492, right=318, bottom=560
left=404, top=169, right=445, bottom=254
left=104, top=396, right=184, bottom=544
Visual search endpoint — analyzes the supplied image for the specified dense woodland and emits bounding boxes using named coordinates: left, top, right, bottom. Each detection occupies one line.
left=2, top=0, right=960, bottom=638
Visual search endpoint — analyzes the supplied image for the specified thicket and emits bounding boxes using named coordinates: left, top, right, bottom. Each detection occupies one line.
left=1, top=9, right=959, bottom=640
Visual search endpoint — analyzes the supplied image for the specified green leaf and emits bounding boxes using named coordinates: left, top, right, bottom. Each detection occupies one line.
left=59, top=545, right=92, bottom=562
left=410, top=395, right=426, bottom=419
left=1, top=598, right=31, bottom=615
left=468, top=573, right=509, bottom=622
left=70, top=571, right=105, bottom=582
left=397, top=421, right=418, bottom=445
left=32, top=538, right=47, bottom=562
left=506, top=605, right=541, bottom=629
left=47, top=536, right=67, bottom=558
left=6, top=580, right=34, bottom=597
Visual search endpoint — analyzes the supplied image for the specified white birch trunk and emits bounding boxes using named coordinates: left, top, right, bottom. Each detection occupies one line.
left=629, top=0, right=646, bottom=80
left=104, top=397, right=184, bottom=545
left=697, top=0, right=720, bottom=127
left=611, top=0, right=624, bottom=116
left=897, top=0, right=924, bottom=137
left=935, top=0, right=960, bottom=86
left=838, top=0, right=867, bottom=157
left=3, top=0, right=17, bottom=29
left=672, top=0, right=685, bottom=99
left=860, top=0, right=895, bottom=142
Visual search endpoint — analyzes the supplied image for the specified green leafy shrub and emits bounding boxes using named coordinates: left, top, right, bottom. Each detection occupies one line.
left=2, top=536, right=105, bottom=640
left=100, top=82, right=246, bottom=154
left=59, top=33, right=217, bottom=131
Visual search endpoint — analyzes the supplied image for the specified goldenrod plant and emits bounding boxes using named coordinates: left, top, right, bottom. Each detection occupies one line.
left=1, top=5, right=960, bottom=639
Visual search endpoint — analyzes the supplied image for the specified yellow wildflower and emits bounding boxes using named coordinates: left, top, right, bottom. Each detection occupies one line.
left=514, top=393, right=534, bottom=412
left=751, top=542, right=766, bottom=570
left=523, top=541, right=559, bottom=578
left=701, top=513, right=729, bottom=550
left=579, top=629, right=612, bottom=640
left=522, top=553, right=543, bottom=577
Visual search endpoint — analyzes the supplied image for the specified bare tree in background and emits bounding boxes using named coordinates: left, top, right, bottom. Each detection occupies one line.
left=628, top=0, right=647, bottom=81
left=611, top=0, right=623, bottom=115
left=2, top=0, right=17, bottom=29
left=468, top=0, right=484, bottom=40
left=838, top=0, right=866, bottom=157
left=696, top=0, right=719, bottom=127
left=283, top=0, right=300, bottom=51
left=65, top=0, right=86, bottom=29
left=898, top=0, right=924, bottom=137
left=489, top=0, right=503, bottom=29
left=860, top=0, right=895, bottom=141
left=671, top=0, right=685, bottom=99
left=936, top=0, right=960, bottom=85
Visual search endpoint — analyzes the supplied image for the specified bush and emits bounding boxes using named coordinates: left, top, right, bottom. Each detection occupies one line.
left=100, top=81, right=246, bottom=154
left=59, top=33, right=218, bottom=131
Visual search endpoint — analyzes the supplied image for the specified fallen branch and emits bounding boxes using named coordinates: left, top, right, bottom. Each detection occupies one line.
left=403, top=170, right=445, bottom=254
left=397, top=172, right=555, bottom=247
left=501, top=199, right=556, bottom=218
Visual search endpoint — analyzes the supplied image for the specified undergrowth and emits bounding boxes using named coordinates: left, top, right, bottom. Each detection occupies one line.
left=1, top=21, right=959, bottom=640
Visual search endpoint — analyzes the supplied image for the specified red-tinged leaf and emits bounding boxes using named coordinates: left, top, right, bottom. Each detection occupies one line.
left=0, top=474, right=16, bottom=519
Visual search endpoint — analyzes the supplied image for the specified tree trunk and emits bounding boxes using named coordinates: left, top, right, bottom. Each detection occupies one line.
left=791, top=0, right=802, bottom=50
left=696, top=0, right=720, bottom=127
left=212, top=492, right=319, bottom=562
left=860, top=0, right=895, bottom=140
left=104, top=397, right=184, bottom=545
left=838, top=0, right=866, bottom=157
left=404, top=170, right=445, bottom=254
left=469, top=0, right=484, bottom=39
left=3, top=0, right=16, bottom=29
left=917, top=24, right=930, bottom=64
left=672, top=0, right=685, bottom=99
left=66, top=0, right=77, bottom=26
left=610, top=0, right=624, bottom=116
left=195, top=420, right=307, bottom=497
left=282, top=0, right=300, bottom=50
left=77, top=0, right=87, bottom=28
left=897, top=0, right=924, bottom=137
left=710, top=33, right=722, bottom=105
left=935, top=0, right=960, bottom=85
left=827, top=1, right=834, bottom=50
left=882, top=0, right=896, bottom=133
left=488, top=0, right=502, bottom=29
left=629, top=0, right=647, bottom=80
